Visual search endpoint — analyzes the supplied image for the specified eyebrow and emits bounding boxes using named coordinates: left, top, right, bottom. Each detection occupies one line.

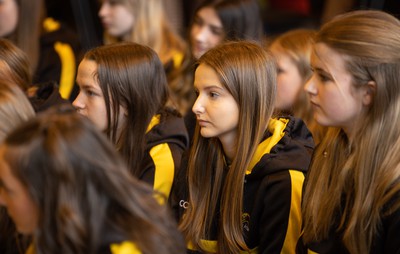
left=194, top=84, right=225, bottom=91
left=313, top=66, right=332, bottom=76
left=79, top=84, right=99, bottom=90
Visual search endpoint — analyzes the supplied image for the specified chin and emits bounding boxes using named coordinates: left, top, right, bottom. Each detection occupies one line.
left=200, top=129, right=215, bottom=138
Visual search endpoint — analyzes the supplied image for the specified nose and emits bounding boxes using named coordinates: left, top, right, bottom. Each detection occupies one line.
left=72, top=92, right=85, bottom=112
left=98, top=2, right=108, bottom=19
left=304, top=75, right=317, bottom=95
left=192, top=95, right=205, bottom=115
left=193, top=26, right=209, bottom=43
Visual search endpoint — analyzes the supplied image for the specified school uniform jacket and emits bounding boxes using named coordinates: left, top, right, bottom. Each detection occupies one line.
left=140, top=111, right=189, bottom=203
left=174, top=116, right=314, bottom=253
left=35, top=17, right=81, bottom=100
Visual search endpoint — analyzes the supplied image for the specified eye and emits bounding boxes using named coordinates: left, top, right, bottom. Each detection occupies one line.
left=277, top=67, right=284, bottom=74
left=210, top=92, right=220, bottom=98
left=85, top=89, right=98, bottom=97
left=108, top=0, right=120, bottom=5
left=193, top=16, right=203, bottom=27
left=317, top=73, right=332, bottom=82
left=193, top=89, right=199, bottom=97
left=210, top=27, right=224, bottom=36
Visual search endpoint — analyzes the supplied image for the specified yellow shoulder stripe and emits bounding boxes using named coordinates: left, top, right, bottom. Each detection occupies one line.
left=54, top=42, right=76, bottom=99
left=146, top=115, right=161, bottom=133
left=246, top=118, right=289, bottom=174
left=43, top=17, right=60, bottom=32
left=110, top=241, right=141, bottom=254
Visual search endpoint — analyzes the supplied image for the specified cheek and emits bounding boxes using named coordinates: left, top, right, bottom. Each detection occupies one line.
left=277, top=74, right=301, bottom=107
left=86, top=102, right=108, bottom=131
left=210, top=35, right=223, bottom=47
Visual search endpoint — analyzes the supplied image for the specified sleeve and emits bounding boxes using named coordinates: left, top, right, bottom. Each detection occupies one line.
left=141, top=142, right=185, bottom=204
left=257, top=170, right=304, bottom=254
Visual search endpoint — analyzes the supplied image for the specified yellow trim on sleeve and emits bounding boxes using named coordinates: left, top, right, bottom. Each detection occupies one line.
left=146, top=115, right=161, bottom=133
left=281, top=170, right=305, bottom=254
left=54, top=42, right=76, bottom=99
left=246, top=118, right=289, bottom=174
left=149, top=143, right=175, bottom=204
left=110, top=241, right=141, bottom=254
left=172, top=51, right=184, bottom=69
left=308, top=250, right=319, bottom=254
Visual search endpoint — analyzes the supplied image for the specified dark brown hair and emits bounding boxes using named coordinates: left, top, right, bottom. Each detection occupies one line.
left=2, top=107, right=185, bottom=253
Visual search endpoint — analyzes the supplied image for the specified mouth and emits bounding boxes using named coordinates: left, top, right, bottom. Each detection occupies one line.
left=197, top=119, right=210, bottom=126
left=193, top=43, right=207, bottom=54
left=310, top=100, right=319, bottom=107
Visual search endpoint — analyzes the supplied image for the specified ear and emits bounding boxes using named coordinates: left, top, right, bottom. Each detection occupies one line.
left=362, top=80, right=376, bottom=106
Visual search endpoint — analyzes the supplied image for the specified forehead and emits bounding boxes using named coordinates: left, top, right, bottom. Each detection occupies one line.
left=78, top=58, right=97, bottom=75
left=311, top=43, right=349, bottom=72
left=194, top=64, right=223, bottom=87
left=197, top=7, right=223, bottom=27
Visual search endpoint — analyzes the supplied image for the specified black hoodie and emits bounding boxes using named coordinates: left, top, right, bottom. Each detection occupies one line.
left=174, top=116, right=314, bottom=253
left=139, top=110, right=189, bottom=202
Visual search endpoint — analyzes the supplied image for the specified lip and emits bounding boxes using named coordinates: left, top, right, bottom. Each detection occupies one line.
left=193, top=43, right=207, bottom=54
left=101, top=21, right=111, bottom=29
left=197, top=119, right=210, bottom=126
left=310, top=100, right=319, bottom=107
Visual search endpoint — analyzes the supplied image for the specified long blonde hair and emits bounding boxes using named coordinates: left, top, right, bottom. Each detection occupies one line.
left=179, top=41, right=276, bottom=253
left=302, top=10, right=400, bottom=254
left=103, top=0, right=186, bottom=65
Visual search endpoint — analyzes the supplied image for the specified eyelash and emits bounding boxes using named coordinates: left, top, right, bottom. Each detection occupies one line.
left=209, top=92, right=219, bottom=98
left=317, top=73, right=331, bottom=82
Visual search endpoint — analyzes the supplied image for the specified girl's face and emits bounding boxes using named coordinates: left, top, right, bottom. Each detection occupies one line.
left=192, top=64, right=239, bottom=147
left=99, top=0, right=134, bottom=40
left=0, top=0, right=18, bottom=37
left=190, top=7, right=224, bottom=59
left=0, top=148, right=38, bottom=234
left=305, top=43, right=371, bottom=136
left=73, top=59, right=108, bottom=131
left=271, top=49, right=303, bottom=110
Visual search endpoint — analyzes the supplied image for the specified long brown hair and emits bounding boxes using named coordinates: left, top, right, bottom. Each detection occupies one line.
left=6, top=0, right=44, bottom=72
left=1, top=107, right=185, bottom=254
left=83, top=42, right=171, bottom=177
left=302, top=10, right=400, bottom=254
left=179, top=41, right=276, bottom=253
left=0, top=38, right=32, bottom=90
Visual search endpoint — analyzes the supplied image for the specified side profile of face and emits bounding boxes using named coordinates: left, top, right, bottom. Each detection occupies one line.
left=192, top=64, right=239, bottom=147
left=305, top=43, right=370, bottom=135
left=190, top=7, right=224, bottom=59
left=73, top=58, right=108, bottom=131
left=99, top=0, right=134, bottom=40
left=0, top=148, right=38, bottom=234
left=0, top=0, right=19, bottom=37
left=271, top=50, right=303, bottom=111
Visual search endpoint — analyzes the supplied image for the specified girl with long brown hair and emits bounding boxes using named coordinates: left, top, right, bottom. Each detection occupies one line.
left=299, top=10, right=400, bottom=254
left=175, top=41, right=314, bottom=253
